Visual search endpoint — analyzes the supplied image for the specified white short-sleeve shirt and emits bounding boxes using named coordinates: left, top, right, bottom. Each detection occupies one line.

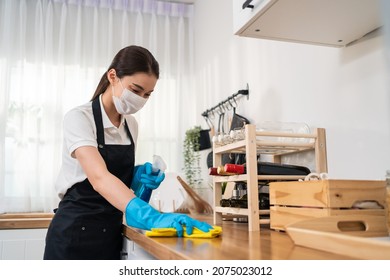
left=55, top=95, right=138, bottom=198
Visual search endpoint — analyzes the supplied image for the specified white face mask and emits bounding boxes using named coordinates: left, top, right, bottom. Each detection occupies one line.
left=112, top=79, right=148, bottom=115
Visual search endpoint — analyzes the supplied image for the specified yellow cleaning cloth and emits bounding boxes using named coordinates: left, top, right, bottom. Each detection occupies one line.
left=146, top=226, right=222, bottom=238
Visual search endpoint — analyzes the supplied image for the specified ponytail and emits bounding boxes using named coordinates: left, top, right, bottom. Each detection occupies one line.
left=91, top=72, right=110, bottom=101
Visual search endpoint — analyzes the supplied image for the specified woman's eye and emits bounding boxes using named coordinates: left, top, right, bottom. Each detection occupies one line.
left=130, top=88, right=140, bottom=94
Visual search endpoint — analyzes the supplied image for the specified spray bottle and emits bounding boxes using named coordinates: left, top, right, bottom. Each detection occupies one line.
left=135, top=155, right=167, bottom=202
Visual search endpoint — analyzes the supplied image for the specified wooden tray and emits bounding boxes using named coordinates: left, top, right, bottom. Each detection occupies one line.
left=286, top=216, right=390, bottom=259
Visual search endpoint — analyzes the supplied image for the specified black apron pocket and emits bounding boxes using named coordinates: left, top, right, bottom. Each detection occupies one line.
left=68, top=219, right=123, bottom=260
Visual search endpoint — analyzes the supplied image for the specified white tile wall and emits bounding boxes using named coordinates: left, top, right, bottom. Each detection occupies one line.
left=0, top=229, right=48, bottom=260
left=1, top=230, right=156, bottom=260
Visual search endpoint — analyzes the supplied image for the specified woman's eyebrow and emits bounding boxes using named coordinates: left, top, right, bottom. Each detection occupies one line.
left=131, top=83, right=144, bottom=91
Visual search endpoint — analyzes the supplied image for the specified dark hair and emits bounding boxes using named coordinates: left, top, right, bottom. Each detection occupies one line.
left=91, top=45, right=160, bottom=100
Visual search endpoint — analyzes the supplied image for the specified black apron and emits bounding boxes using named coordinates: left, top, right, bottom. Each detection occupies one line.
left=44, top=97, right=135, bottom=260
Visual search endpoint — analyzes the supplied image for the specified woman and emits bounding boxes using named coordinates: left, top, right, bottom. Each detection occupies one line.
left=44, top=45, right=212, bottom=260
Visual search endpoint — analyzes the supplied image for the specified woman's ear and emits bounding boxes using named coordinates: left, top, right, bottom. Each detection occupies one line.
left=107, top=69, right=117, bottom=84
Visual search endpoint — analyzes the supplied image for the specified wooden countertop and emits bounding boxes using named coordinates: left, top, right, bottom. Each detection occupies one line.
left=123, top=214, right=356, bottom=260
left=0, top=213, right=54, bottom=229
left=0, top=213, right=363, bottom=259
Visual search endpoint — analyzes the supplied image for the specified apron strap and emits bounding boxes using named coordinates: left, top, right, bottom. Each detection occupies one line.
left=124, top=121, right=135, bottom=146
left=92, top=97, right=105, bottom=147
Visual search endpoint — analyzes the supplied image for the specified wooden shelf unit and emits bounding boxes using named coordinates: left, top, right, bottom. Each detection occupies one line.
left=212, top=124, right=328, bottom=231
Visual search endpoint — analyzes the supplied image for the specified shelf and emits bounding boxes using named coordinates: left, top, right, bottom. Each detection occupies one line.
left=212, top=124, right=328, bottom=232
left=215, top=206, right=270, bottom=216
left=213, top=131, right=316, bottom=156
left=213, top=140, right=246, bottom=154
left=213, top=174, right=306, bottom=183
left=215, top=206, right=249, bottom=216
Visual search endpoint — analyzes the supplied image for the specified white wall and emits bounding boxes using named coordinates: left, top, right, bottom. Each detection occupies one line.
left=192, top=0, right=390, bottom=180
left=0, top=229, right=47, bottom=260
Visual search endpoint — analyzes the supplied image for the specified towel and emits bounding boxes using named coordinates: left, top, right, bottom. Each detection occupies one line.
left=145, top=226, right=222, bottom=238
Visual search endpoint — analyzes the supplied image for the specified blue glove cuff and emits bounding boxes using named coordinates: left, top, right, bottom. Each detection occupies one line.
left=125, top=197, right=159, bottom=229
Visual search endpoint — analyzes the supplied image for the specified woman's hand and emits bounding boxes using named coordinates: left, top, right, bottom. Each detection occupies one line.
left=131, top=162, right=165, bottom=190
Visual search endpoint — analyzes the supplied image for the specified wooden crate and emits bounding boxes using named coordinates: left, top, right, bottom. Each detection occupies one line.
left=269, top=179, right=387, bottom=233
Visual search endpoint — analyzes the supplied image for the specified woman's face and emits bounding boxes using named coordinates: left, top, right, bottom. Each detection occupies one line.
left=115, top=72, right=158, bottom=99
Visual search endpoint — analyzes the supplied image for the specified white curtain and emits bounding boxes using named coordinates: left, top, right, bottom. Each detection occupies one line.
left=0, top=0, right=195, bottom=213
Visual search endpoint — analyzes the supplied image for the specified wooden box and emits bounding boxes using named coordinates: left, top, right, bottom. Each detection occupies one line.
left=269, top=179, right=387, bottom=233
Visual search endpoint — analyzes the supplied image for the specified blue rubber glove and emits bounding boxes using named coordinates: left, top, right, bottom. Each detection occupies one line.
left=125, top=197, right=213, bottom=237
left=131, top=162, right=165, bottom=202
left=131, top=162, right=165, bottom=191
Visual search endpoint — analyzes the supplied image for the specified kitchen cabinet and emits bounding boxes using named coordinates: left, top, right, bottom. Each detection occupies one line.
left=212, top=124, right=327, bottom=231
left=121, top=237, right=156, bottom=260
left=0, top=213, right=52, bottom=260
left=0, top=229, right=48, bottom=260
left=233, top=0, right=382, bottom=47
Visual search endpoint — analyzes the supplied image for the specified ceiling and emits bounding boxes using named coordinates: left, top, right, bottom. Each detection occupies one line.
left=158, top=0, right=196, bottom=4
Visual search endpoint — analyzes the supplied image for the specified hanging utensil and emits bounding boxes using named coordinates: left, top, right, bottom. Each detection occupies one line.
left=208, top=110, right=225, bottom=168
left=229, top=96, right=250, bottom=131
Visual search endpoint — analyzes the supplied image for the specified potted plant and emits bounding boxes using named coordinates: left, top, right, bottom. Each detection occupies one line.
left=183, top=126, right=203, bottom=188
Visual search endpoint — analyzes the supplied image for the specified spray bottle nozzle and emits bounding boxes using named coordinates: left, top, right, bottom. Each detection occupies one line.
left=152, top=155, right=167, bottom=176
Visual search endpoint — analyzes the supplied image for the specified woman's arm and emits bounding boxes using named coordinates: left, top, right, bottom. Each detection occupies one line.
left=74, top=141, right=213, bottom=236
left=74, top=146, right=135, bottom=212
